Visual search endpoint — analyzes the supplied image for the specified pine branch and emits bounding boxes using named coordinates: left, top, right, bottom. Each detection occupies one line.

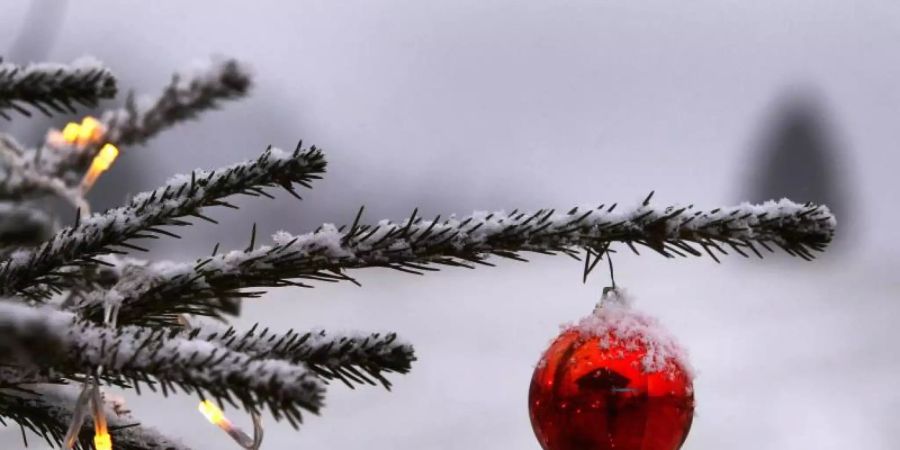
left=0, top=367, right=59, bottom=388
left=0, top=202, right=55, bottom=250
left=0, top=57, right=117, bottom=119
left=56, top=254, right=241, bottom=326
left=0, top=144, right=326, bottom=299
left=0, top=134, right=89, bottom=211
left=195, top=324, right=416, bottom=389
left=73, top=292, right=415, bottom=388
left=40, top=57, right=253, bottom=186
left=86, top=199, right=834, bottom=325
left=103, top=57, right=251, bottom=148
left=0, top=385, right=193, bottom=450
left=0, top=301, right=324, bottom=426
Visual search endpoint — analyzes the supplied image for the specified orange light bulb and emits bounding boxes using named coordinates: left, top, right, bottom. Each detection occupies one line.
left=81, top=143, right=119, bottom=191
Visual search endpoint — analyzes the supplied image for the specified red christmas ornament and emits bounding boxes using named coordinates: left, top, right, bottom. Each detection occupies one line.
left=529, top=291, right=694, bottom=450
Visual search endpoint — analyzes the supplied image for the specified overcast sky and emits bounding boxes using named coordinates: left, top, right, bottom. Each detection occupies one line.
left=2, top=1, right=899, bottom=449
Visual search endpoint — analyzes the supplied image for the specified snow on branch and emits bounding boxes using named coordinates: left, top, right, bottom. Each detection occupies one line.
left=0, top=144, right=326, bottom=299
left=1, top=385, right=193, bottom=450
left=0, top=301, right=324, bottom=426
left=36, top=57, right=251, bottom=185
left=0, top=201, right=56, bottom=250
left=0, top=57, right=117, bottom=119
left=194, top=324, right=415, bottom=389
left=87, top=199, right=835, bottom=325
left=0, top=366, right=59, bottom=388
left=102, top=57, right=251, bottom=148
left=0, top=134, right=89, bottom=211
left=75, top=296, right=415, bottom=388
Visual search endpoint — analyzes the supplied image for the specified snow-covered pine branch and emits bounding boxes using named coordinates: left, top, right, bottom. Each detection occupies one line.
left=0, top=144, right=326, bottom=299
left=81, top=199, right=835, bottom=326
left=0, top=301, right=323, bottom=426
left=0, top=134, right=89, bottom=213
left=1, top=385, right=193, bottom=450
left=75, top=290, right=415, bottom=388
left=0, top=57, right=117, bottom=119
left=0, top=201, right=56, bottom=250
left=102, top=57, right=251, bottom=147
left=41, top=57, right=253, bottom=183
left=193, top=324, right=415, bottom=389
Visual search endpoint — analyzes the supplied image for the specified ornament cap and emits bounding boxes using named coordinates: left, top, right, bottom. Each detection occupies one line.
left=593, top=286, right=631, bottom=314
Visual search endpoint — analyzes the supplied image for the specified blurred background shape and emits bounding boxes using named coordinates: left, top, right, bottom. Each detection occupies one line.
left=744, top=89, right=851, bottom=246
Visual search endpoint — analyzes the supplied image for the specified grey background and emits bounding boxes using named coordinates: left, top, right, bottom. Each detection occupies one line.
left=2, top=1, right=898, bottom=449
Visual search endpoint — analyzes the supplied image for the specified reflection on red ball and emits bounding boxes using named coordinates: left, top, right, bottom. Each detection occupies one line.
left=529, top=308, right=694, bottom=450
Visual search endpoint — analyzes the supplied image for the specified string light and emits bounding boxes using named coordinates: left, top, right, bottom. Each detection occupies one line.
left=76, top=117, right=104, bottom=148
left=198, top=400, right=229, bottom=427
left=198, top=400, right=263, bottom=449
left=88, top=381, right=113, bottom=450
left=64, top=305, right=120, bottom=450
left=184, top=313, right=262, bottom=450
left=93, top=422, right=112, bottom=450
left=62, top=380, right=114, bottom=449
left=61, top=122, right=81, bottom=143
left=47, top=115, right=122, bottom=191
left=81, top=143, right=119, bottom=191
left=51, top=116, right=105, bottom=148
left=62, top=386, right=92, bottom=449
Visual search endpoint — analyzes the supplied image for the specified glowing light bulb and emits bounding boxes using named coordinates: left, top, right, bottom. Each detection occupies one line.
left=62, top=122, right=81, bottom=143
left=49, top=115, right=107, bottom=149
left=93, top=431, right=112, bottom=450
left=76, top=116, right=104, bottom=147
left=198, top=401, right=258, bottom=448
left=199, top=400, right=229, bottom=427
left=81, top=143, right=119, bottom=191
left=92, top=392, right=112, bottom=450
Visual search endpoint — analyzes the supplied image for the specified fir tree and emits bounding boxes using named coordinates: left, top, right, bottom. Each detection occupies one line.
left=0, top=56, right=835, bottom=449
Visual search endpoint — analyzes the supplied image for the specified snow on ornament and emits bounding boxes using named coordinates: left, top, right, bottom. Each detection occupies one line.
left=529, top=289, right=694, bottom=450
